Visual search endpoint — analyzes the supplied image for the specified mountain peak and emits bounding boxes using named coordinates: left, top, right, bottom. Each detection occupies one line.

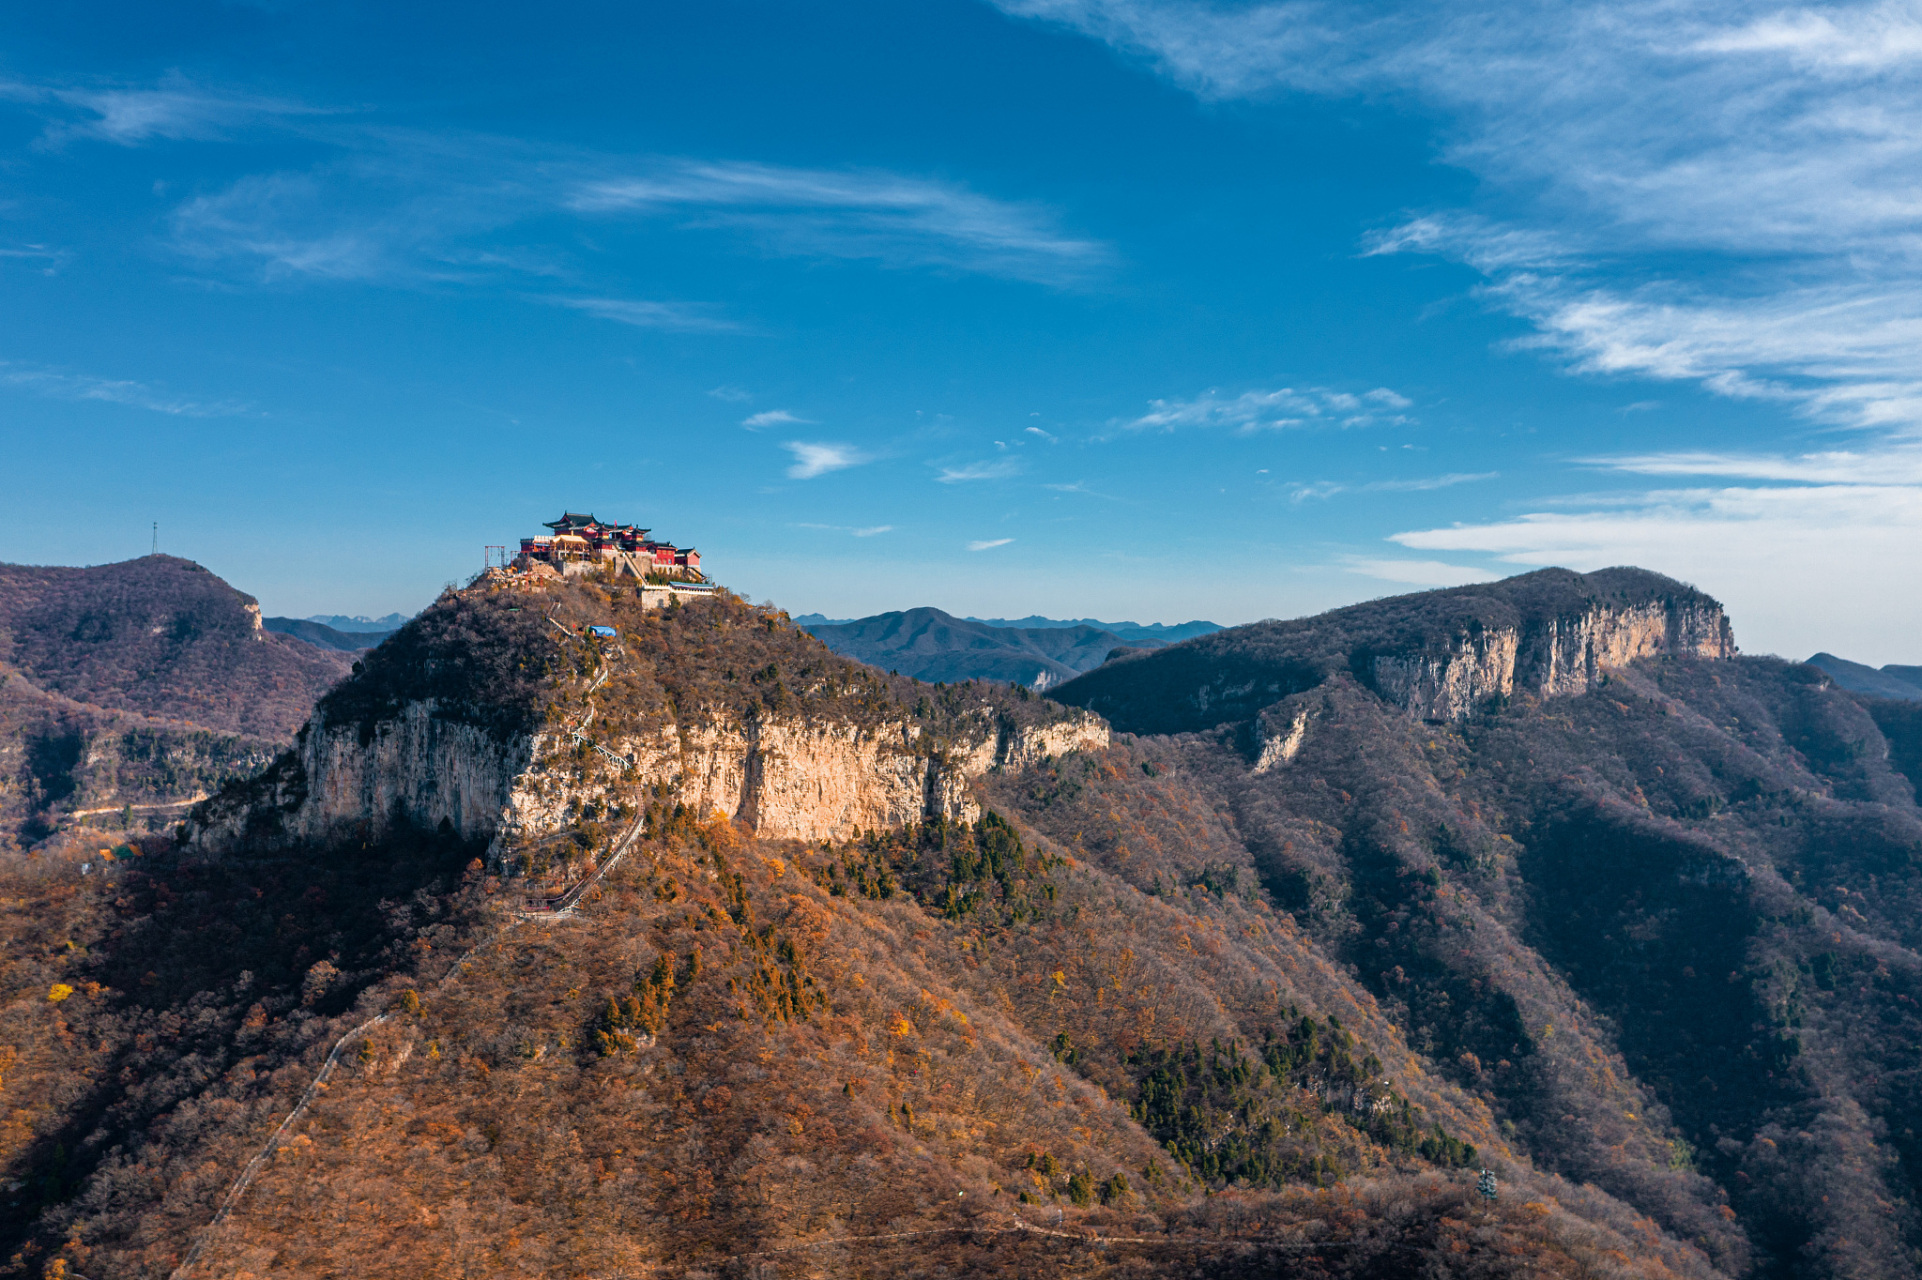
left=1052, top=566, right=1733, bottom=732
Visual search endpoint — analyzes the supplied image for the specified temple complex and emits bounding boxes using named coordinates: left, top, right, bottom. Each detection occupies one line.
left=516, top=512, right=704, bottom=581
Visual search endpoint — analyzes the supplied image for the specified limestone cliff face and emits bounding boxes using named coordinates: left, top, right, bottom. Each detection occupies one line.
left=185, top=700, right=536, bottom=852
left=497, top=706, right=1107, bottom=857
left=1370, top=600, right=1735, bottom=722
left=189, top=696, right=1109, bottom=858
left=1252, top=705, right=1311, bottom=774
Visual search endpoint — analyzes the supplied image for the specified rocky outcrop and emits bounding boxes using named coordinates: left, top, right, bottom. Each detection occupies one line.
left=1049, top=567, right=1739, bottom=737
left=1252, top=706, right=1310, bottom=774
left=500, top=708, right=1108, bottom=855
left=1371, top=600, right=1735, bottom=722
left=184, top=700, right=536, bottom=853
left=187, top=696, right=1109, bottom=858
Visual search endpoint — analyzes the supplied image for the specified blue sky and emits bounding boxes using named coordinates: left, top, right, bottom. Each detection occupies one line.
left=3, top=0, right=1919, bottom=662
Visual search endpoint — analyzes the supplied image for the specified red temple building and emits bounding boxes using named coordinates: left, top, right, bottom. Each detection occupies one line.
left=517, top=512, right=703, bottom=580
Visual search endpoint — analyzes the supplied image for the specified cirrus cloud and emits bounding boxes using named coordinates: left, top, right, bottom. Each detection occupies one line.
left=936, top=458, right=1023, bottom=483
left=783, top=441, right=869, bottom=479
left=550, top=296, right=740, bottom=332
left=0, top=361, right=249, bottom=417
left=997, top=0, right=1922, bottom=435
left=1127, top=385, right=1412, bottom=433
left=743, top=409, right=811, bottom=429
left=1389, top=444, right=1922, bottom=660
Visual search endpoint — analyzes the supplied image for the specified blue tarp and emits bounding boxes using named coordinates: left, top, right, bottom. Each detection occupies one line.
left=588, top=625, right=617, bottom=637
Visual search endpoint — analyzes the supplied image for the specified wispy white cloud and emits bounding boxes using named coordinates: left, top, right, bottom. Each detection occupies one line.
left=1468, top=273, right=1922, bottom=429
left=0, top=243, right=69, bottom=274
left=1591, top=446, right=1922, bottom=485
left=795, top=522, right=893, bottom=537
left=1, top=75, right=328, bottom=147
left=967, top=538, right=1015, bottom=551
left=0, top=362, right=248, bottom=416
left=93, top=89, right=1105, bottom=292
left=1127, top=385, right=1412, bottom=433
left=169, top=168, right=448, bottom=282
left=568, top=160, right=1109, bottom=285
left=997, top=1, right=1922, bottom=439
left=551, top=296, right=740, bottom=332
left=1390, top=443, right=1922, bottom=658
left=936, top=458, right=1023, bottom=483
left=783, top=441, right=869, bottom=479
left=1688, top=6, right=1922, bottom=74
left=743, top=409, right=810, bottom=429
left=707, top=385, right=754, bottom=403
left=1345, top=557, right=1501, bottom=587
left=1272, top=471, right=1495, bottom=503
left=1363, top=471, right=1499, bottom=492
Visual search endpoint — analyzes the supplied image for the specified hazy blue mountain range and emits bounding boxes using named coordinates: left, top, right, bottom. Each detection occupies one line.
left=794, top=611, right=1219, bottom=645
left=305, top=612, right=412, bottom=633
left=1806, top=652, right=1922, bottom=702
left=264, top=617, right=393, bottom=652
left=797, top=607, right=1178, bottom=688
left=962, top=616, right=1222, bottom=644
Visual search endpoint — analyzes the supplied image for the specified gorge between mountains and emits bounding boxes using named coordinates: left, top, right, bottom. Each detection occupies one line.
left=5, top=559, right=1922, bottom=1279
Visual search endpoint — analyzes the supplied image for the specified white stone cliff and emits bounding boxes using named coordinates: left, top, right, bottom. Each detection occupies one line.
left=187, top=697, right=1108, bottom=860
left=1370, top=600, right=1735, bottom=722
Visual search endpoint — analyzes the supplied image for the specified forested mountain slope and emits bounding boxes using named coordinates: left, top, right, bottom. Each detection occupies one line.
left=1041, top=567, right=1922, bottom=1279
left=0, top=575, right=1724, bottom=1280
left=0, top=556, right=352, bottom=738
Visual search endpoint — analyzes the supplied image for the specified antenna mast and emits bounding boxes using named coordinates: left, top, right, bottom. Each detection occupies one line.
left=152, top=522, right=158, bottom=556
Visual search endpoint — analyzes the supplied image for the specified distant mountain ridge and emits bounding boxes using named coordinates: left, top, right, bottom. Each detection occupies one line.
left=797, top=606, right=1184, bottom=688
left=792, top=610, right=1220, bottom=648
left=963, top=615, right=1222, bottom=644
left=264, top=617, right=393, bottom=651
left=1806, top=652, right=1922, bottom=702
left=305, top=611, right=412, bottom=632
